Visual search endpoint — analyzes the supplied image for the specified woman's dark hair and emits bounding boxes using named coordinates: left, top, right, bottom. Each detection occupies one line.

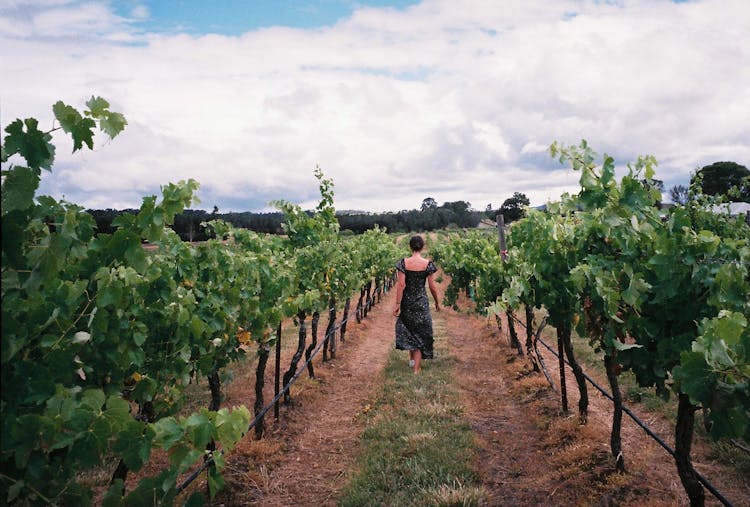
left=409, top=235, right=425, bottom=252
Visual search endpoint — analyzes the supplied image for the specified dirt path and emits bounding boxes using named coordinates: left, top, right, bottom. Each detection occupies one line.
left=212, top=294, right=398, bottom=506
left=442, top=308, right=555, bottom=505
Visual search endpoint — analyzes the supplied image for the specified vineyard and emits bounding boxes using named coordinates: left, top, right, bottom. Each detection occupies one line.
left=2, top=100, right=749, bottom=506
left=1, top=99, right=400, bottom=505
left=430, top=142, right=750, bottom=506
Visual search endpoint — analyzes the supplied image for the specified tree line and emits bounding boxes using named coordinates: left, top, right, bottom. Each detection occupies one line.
left=85, top=161, right=748, bottom=242
left=85, top=196, right=533, bottom=241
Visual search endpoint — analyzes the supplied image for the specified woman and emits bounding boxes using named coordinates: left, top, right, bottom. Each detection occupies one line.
left=393, top=235, right=441, bottom=374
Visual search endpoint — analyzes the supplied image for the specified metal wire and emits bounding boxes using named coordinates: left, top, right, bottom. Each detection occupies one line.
left=530, top=319, right=735, bottom=507
left=176, top=289, right=385, bottom=495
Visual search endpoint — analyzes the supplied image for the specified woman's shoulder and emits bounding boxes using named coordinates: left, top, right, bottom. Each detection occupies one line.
left=395, top=258, right=406, bottom=272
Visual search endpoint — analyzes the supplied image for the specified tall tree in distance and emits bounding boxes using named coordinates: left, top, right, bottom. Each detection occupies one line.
left=669, top=184, right=689, bottom=205
left=421, top=197, right=438, bottom=211
left=500, top=192, right=530, bottom=222
left=691, top=161, right=750, bottom=202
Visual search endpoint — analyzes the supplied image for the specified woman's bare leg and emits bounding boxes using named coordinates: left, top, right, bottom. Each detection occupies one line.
left=413, top=349, right=422, bottom=373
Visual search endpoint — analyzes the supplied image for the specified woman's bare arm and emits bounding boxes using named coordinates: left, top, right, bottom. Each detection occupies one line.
left=427, top=273, right=441, bottom=311
left=393, top=270, right=406, bottom=316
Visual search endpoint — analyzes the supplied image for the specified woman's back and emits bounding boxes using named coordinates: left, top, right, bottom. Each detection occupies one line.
left=403, top=256, right=430, bottom=272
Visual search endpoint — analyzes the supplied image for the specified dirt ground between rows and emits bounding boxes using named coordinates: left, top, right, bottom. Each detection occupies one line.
left=170, top=277, right=747, bottom=506
left=210, top=293, right=397, bottom=506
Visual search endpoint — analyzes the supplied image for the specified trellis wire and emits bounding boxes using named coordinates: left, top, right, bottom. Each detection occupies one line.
left=176, top=289, right=383, bottom=495
left=508, top=311, right=734, bottom=507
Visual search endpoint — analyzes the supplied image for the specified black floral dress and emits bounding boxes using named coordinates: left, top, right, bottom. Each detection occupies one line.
left=395, top=258, right=438, bottom=359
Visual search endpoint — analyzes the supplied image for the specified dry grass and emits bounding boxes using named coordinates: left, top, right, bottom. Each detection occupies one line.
left=424, top=479, right=488, bottom=506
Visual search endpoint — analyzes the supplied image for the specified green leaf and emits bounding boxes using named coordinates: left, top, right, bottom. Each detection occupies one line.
left=3, top=117, right=55, bottom=170
left=674, top=351, right=715, bottom=404
left=113, top=421, right=152, bottom=471
left=1, top=165, right=40, bottom=216
left=102, top=480, right=124, bottom=507
left=121, top=470, right=176, bottom=506
left=104, top=396, right=131, bottom=423
left=131, top=376, right=157, bottom=403
left=68, top=431, right=102, bottom=468
left=168, top=445, right=203, bottom=472
left=124, top=242, right=147, bottom=273
left=53, top=101, right=83, bottom=134
left=85, top=96, right=110, bottom=117
left=70, top=117, right=97, bottom=152
left=621, top=275, right=650, bottom=307
left=601, top=155, right=615, bottom=187
left=152, top=417, right=184, bottom=450
left=99, top=112, right=127, bottom=138
left=644, top=157, right=656, bottom=180
left=190, top=315, right=206, bottom=339
left=80, top=389, right=106, bottom=410
left=185, top=492, right=206, bottom=507
left=185, top=412, right=213, bottom=449
left=207, top=467, right=225, bottom=499
left=215, top=406, right=251, bottom=449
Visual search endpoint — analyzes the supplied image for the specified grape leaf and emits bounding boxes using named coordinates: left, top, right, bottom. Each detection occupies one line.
left=113, top=422, right=152, bottom=471
left=3, top=118, right=55, bottom=170
left=70, top=117, right=96, bottom=152
left=85, top=96, right=110, bottom=117
left=152, top=417, right=184, bottom=450
left=99, top=112, right=127, bottom=138
left=102, top=480, right=124, bottom=507
left=53, top=101, right=82, bottom=134
left=1, top=166, right=39, bottom=216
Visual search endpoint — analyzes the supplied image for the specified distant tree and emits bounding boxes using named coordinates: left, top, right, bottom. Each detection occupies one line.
left=86, top=208, right=137, bottom=235
left=442, top=200, right=470, bottom=215
left=691, top=161, right=750, bottom=202
left=441, top=201, right=477, bottom=228
left=500, top=192, right=530, bottom=222
left=485, top=203, right=494, bottom=219
left=669, top=184, right=689, bottom=205
left=421, top=197, right=438, bottom=211
left=173, top=209, right=209, bottom=242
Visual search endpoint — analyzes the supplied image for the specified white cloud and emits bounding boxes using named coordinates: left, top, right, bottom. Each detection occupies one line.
left=130, top=4, right=148, bottom=20
left=2, top=0, right=749, bottom=212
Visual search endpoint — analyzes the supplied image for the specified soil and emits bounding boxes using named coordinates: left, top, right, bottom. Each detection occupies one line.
left=134, top=277, right=748, bottom=506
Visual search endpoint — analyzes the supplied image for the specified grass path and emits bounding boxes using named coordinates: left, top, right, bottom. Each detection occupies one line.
left=338, top=314, right=485, bottom=506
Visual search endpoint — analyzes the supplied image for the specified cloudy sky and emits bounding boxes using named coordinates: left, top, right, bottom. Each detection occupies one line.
left=1, top=0, right=749, bottom=213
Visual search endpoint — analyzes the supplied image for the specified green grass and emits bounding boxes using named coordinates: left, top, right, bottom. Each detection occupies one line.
left=338, top=320, right=484, bottom=506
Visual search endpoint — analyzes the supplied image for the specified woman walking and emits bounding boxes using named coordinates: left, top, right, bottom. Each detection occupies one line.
left=393, top=235, right=441, bottom=374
